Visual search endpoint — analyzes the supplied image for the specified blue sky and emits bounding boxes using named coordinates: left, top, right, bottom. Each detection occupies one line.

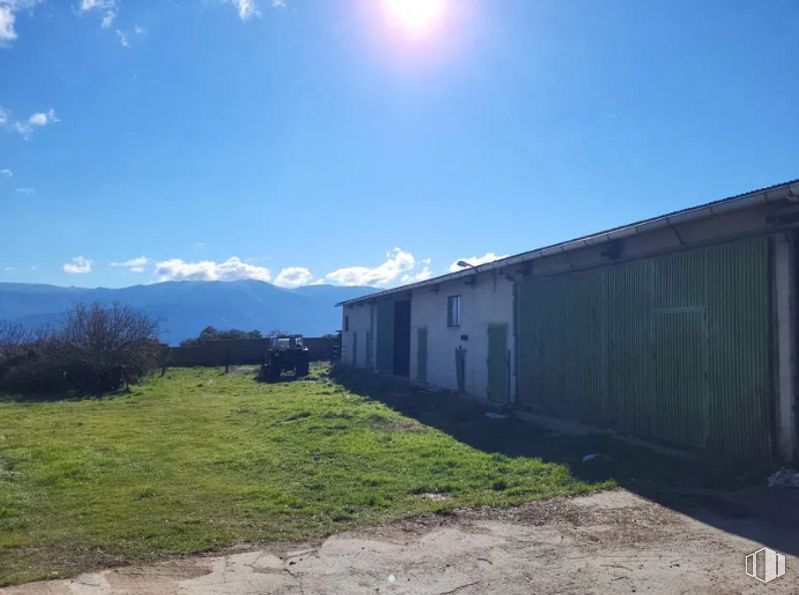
left=1, top=0, right=797, bottom=289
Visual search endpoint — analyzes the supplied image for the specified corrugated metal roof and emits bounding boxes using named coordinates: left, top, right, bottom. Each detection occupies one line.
left=338, top=177, right=799, bottom=306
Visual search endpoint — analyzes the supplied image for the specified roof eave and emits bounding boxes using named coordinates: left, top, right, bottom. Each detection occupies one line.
left=337, top=178, right=799, bottom=307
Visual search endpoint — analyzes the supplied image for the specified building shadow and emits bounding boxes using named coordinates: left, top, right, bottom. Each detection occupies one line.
left=329, top=365, right=799, bottom=558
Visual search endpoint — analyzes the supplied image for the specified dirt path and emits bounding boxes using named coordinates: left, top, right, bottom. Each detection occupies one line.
left=3, top=489, right=797, bottom=594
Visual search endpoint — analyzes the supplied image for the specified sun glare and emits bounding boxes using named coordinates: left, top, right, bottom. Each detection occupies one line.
left=383, top=0, right=448, bottom=34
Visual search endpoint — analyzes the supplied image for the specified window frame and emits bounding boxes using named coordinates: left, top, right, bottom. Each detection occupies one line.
left=447, top=295, right=462, bottom=328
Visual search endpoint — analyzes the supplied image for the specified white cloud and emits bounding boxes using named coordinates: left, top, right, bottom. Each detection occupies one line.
left=229, top=0, right=259, bottom=20
left=325, top=247, right=428, bottom=287
left=114, top=24, right=144, bottom=47
left=0, top=2, right=51, bottom=45
left=63, top=256, right=93, bottom=274
left=14, top=186, right=34, bottom=195
left=274, top=267, right=314, bottom=288
left=110, top=256, right=149, bottom=273
left=402, top=259, right=433, bottom=283
left=0, top=106, right=7, bottom=125
left=28, top=108, right=58, bottom=126
left=0, top=5, right=17, bottom=43
left=448, top=252, right=509, bottom=273
left=3, top=266, right=14, bottom=272
left=9, top=107, right=59, bottom=139
left=225, top=0, right=283, bottom=20
left=0, top=168, right=11, bottom=177
left=80, top=0, right=116, bottom=29
left=155, top=256, right=271, bottom=282
left=80, top=0, right=106, bottom=9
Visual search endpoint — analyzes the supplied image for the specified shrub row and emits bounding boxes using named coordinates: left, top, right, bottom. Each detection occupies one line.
left=0, top=303, right=162, bottom=396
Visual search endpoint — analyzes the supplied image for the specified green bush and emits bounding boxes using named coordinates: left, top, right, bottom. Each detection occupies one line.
left=0, top=303, right=161, bottom=396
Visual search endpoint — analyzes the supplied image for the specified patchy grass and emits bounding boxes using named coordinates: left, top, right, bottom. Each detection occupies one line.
left=0, top=364, right=613, bottom=586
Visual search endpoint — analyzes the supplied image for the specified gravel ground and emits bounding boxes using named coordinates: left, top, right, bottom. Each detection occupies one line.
left=3, top=487, right=798, bottom=594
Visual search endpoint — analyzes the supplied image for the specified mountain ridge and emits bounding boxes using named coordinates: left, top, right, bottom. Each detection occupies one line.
left=0, top=280, right=375, bottom=345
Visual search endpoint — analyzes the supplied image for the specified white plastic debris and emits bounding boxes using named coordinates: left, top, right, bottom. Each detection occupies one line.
left=388, top=574, right=396, bottom=583
left=767, top=469, right=799, bottom=488
left=582, top=453, right=612, bottom=464
left=484, top=412, right=507, bottom=420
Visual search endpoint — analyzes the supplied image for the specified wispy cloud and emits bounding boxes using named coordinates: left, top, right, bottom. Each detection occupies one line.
left=325, top=247, right=428, bottom=287
left=228, top=0, right=259, bottom=21
left=4, top=107, right=59, bottom=139
left=402, top=258, right=433, bottom=283
left=0, top=4, right=17, bottom=44
left=448, top=252, right=508, bottom=272
left=110, top=256, right=149, bottom=273
left=14, top=186, right=34, bottom=195
left=79, top=0, right=116, bottom=28
left=155, top=256, right=271, bottom=282
left=0, top=168, right=11, bottom=177
left=226, top=0, right=284, bottom=21
left=63, top=256, right=93, bottom=274
left=115, top=24, right=144, bottom=47
left=0, top=1, right=42, bottom=45
left=274, top=267, right=314, bottom=288
left=27, top=108, right=58, bottom=126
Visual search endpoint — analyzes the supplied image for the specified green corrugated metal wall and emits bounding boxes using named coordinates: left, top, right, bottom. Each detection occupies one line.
left=376, top=301, right=395, bottom=373
left=517, top=237, right=773, bottom=461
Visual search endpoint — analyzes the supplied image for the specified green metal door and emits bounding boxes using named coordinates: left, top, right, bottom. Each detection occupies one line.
left=487, top=324, right=509, bottom=403
left=416, top=327, right=428, bottom=383
left=376, top=301, right=394, bottom=373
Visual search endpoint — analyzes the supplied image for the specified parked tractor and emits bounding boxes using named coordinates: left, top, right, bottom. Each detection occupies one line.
left=260, top=335, right=310, bottom=381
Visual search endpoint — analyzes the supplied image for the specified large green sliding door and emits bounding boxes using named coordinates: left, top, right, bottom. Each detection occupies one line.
left=517, top=237, right=772, bottom=461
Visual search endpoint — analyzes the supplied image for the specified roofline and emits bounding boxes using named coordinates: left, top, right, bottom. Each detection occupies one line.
left=337, top=178, right=799, bottom=307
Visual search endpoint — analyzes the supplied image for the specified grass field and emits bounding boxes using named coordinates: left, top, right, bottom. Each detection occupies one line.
left=0, top=364, right=684, bottom=586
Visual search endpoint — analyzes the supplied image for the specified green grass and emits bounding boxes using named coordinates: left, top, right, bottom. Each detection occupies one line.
left=0, top=364, right=615, bottom=586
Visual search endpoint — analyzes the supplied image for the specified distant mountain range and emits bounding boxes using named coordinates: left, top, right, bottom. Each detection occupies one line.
left=0, top=281, right=375, bottom=345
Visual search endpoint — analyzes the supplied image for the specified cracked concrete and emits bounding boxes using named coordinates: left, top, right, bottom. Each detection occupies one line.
left=2, top=489, right=798, bottom=594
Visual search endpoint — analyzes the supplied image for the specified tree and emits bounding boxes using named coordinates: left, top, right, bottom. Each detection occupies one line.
left=180, top=327, right=263, bottom=346
left=0, top=302, right=162, bottom=395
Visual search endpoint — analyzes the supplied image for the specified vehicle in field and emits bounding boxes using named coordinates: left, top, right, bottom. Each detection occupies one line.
left=260, top=335, right=310, bottom=381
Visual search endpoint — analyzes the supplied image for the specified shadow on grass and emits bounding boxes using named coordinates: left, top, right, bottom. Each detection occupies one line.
left=0, top=386, right=133, bottom=403
left=329, top=365, right=799, bottom=557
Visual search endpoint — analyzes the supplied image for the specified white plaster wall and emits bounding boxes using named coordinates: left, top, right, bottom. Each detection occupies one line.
left=341, top=303, right=373, bottom=368
left=409, top=271, right=514, bottom=401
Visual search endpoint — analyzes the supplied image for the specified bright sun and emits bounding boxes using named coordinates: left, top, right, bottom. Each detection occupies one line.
left=383, top=0, right=448, bottom=34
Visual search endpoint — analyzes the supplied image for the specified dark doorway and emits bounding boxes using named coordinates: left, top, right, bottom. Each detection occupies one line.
left=393, top=300, right=411, bottom=377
